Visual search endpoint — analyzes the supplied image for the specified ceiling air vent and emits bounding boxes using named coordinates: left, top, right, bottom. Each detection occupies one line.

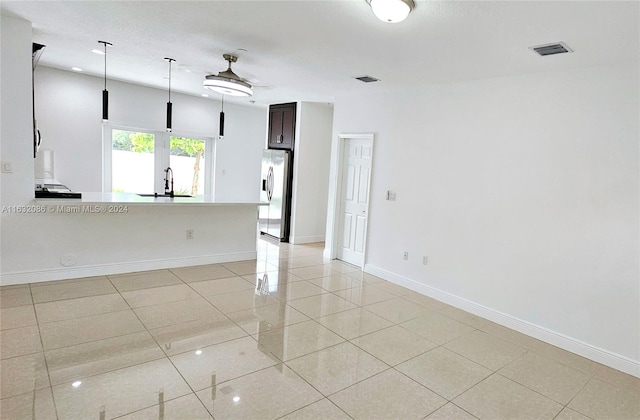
left=530, top=42, right=573, bottom=56
left=354, top=75, right=380, bottom=83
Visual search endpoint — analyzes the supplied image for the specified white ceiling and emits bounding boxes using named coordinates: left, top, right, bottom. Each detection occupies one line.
left=2, top=1, right=638, bottom=107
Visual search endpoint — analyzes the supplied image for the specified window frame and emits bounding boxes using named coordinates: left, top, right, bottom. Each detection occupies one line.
left=102, top=124, right=215, bottom=196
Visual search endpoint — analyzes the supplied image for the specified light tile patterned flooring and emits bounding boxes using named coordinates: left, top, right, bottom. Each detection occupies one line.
left=1, top=239, right=639, bottom=419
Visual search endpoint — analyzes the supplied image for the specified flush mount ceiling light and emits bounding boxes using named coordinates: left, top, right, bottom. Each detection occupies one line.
left=203, top=54, right=253, bottom=97
left=367, top=0, right=415, bottom=23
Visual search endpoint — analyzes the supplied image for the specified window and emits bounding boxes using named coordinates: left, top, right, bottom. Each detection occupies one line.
left=169, top=136, right=207, bottom=195
left=111, top=129, right=155, bottom=193
left=104, top=126, right=214, bottom=196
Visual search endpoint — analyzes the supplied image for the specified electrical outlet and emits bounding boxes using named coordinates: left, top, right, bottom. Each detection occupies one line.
left=60, top=254, right=78, bottom=267
left=422, top=256, right=428, bottom=265
left=186, top=229, right=194, bottom=239
left=403, top=251, right=409, bottom=260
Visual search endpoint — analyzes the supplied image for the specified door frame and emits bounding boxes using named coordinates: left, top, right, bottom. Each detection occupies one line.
left=326, top=133, right=374, bottom=268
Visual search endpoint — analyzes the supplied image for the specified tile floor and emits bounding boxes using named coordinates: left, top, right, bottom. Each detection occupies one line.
left=1, top=238, right=639, bottom=419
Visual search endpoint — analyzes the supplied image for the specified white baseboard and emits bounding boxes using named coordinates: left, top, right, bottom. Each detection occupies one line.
left=364, top=263, right=640, bottom=379
left=0, top=251, right=257, bottom=286
left=289, top=235, right=325, bottom=245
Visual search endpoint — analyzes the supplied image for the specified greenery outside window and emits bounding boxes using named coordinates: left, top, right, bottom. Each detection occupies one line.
left=103, top=126, right=214, bottom=196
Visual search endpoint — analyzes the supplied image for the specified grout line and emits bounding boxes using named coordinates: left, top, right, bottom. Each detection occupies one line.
left=493, top=370, right=567, bottom=409
left=105, top=272, right=203, bottom=418
left=107, top=393, right=206, bottom=419
left=7, top=239, right=622, bottom=419
left=28, top=282, right=61, bottom=420
left=31, top=289, right=116, bottom=306
left=274, top=397, right=354, bottom=420
left=36, top=309, right=148, bottom=353
left=443, top=402, right=481, bottom=419
left=561, top=378, right=595, bottom=419
left=34, top=299, right=134, bottom=326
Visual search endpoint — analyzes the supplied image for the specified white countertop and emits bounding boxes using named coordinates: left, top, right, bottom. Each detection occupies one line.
left=33, top=192, right=267, bottom=207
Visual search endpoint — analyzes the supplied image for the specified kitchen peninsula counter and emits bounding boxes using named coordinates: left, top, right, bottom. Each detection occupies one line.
left=4, top=193, right=266, bottom=285
left=33, top=192, right=267, bottom=207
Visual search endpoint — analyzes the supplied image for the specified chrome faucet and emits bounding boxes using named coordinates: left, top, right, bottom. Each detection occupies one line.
left=164, top=167, right=174, bottom=196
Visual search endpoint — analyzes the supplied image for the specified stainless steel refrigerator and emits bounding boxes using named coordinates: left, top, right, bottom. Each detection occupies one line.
left=259, top=149, right=291, bottom=241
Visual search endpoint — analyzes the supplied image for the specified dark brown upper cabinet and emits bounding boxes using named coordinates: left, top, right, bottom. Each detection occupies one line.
left=268, top=102, right=296, bottom=150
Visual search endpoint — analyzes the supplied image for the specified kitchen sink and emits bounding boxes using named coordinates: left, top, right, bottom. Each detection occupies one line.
left=137, top=193, right=192, bottom=198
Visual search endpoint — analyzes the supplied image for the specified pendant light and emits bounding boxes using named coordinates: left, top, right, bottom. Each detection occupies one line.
left=367, top=0, right=415, bottom=23
left=219, top=94, right=225, bottom=138
left=98, top=41, right=112, bottom=121
left=165, top=57, right=175, bottom=132
left=203, top=54, right=253, bottom=97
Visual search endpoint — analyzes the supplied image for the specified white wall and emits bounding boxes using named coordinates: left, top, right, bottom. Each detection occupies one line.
left=1, top=14, right=34, bottom=206
left=2, top=205, right=260, bottom=284
left=0, top=22, right=265, bottom=284
left=290, top=102, right=333, bottom=244
left=34, top=66, right=266, bottom=202
left=327, top=62, right=639, bottom=375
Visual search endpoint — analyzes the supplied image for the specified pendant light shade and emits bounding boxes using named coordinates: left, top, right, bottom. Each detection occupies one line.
left=102, top=89, right=108, bottom=120
left=203, top=54, right=253, bottom=97
left=98, top=41, right=112, bottom=121
left=368, top=0, right=414, bottom=23
left=165, top=57, right=175, bottom=132
left=167, top=102, right=173, bottom=131
left=219, top=95, right=225, bottom=137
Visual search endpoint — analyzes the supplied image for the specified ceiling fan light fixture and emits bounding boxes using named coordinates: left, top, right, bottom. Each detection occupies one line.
left=203, top=76, right=253, bottom=97
left=203, top=54, right=253, bottom=97
left=368, top=0, right=414, bottom=23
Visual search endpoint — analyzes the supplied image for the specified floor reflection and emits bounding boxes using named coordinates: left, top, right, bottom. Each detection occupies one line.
left=2, top=238, right=638, bottom=419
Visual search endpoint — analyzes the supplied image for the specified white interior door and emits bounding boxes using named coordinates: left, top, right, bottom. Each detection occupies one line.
left=337, top=138, right=373, bottom=267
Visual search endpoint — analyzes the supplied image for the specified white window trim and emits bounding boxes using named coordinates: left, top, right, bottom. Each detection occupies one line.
left=102, top=123, right=215, bottom=196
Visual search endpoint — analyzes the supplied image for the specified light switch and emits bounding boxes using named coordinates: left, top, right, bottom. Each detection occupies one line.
left=1, top=161, right=12, bottom=173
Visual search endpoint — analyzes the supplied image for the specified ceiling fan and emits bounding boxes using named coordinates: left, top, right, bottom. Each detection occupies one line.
left=203, top=53, right=255, bottom=97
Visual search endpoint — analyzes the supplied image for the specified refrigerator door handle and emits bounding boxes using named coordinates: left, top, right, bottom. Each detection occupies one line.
left=267, top=166, right=274, bottom=201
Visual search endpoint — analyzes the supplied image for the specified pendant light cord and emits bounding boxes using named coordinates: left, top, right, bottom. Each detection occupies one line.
left=165, top=58, right=175, bottom=102
left=98, top=41, right=112, bottom=122
left=164, top=58, right=176, bottom=132
left=98, top=41, right=112, bottom=90
left=103, top=43, right=107, bottom=89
